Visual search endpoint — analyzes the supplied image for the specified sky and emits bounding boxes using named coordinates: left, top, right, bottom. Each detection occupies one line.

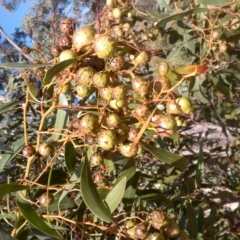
left=0, top=2, right=31, bottom=37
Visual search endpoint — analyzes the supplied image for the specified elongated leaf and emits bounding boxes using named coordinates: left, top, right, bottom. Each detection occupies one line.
left=146, top=11, right=168, bottom=19
left=195, top=142, right=204, bottom=188
left=26, top=79, right=40, bottom=103
left=0, top=62, right=50, bottom=69
left=105, top=177, right=126, bottom=213
left=0, top=134, right=34, bottom=171
left=30, top=226, right=57, bottom=240
left=36, top=170, right=68, bottom=185
left=98, top=188, right=110, bottom=199
left=141, top=141, right=188, bottom=170
left=187, top=202, right=198, bottom=239
left=198, top=0, right=229, bottom=6
left=0, top=183, right=29, bottom=197
left=42, top=59, right=77, bottom=85
left=156, top=8, right=209, bottom=28
left=137, top=190, right=166, bottom=202
left=122, top=172, right=140, bottom=213
left=16, top=192, right=61, bottom=238
left=192, top=76, right=209, bottom=104
left=174, top=65, right=209, bottom=75
left=0, top=100, right=19, bottom=115
left=58, top=164, right=82, bottom=206
left=167, top=65, right=207, bottom=82
left=52, top=94, right=69, bottom=141
left=211, top=73, right=231, bottom=97
left=116, top=158, right=136, bottom=184
left=0, top=223, right=15, bottom=240
left=166, top=70, right=182, bottom=83
left=198, top=207, right=204, bottom=233
left=65, top=141, right=76, bottom=172
left=16, top=228, right=31, bottom=240
left=166, top=45, right=183, bottom=62
left=0, top=142, right=13, bottom=152
left=80, top=156, right=115, bottom=223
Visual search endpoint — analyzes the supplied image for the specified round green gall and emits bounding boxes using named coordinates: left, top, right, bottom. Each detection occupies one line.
left=176, top=97, right=192, bottom=114
left=112, top=8, right=122, bottom=19
left=39, top=193, right=55, bottom=207
left=119, top=142, right=139, bottom=157
left=59, top=50, right=77, bottom=68
left=158, top=61, right=169, bottom=76
left=94, top=34, right=117, bottom=59
left=97, top=129, right=117, bottom=150
left=38, top=143, right=54, bottom=157
left=72, top=25, right=96, bottom=52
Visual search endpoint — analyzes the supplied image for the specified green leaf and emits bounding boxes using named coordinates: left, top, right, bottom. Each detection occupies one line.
left=0, top=223, right=15, bottom=240
left=146, top=10, right=168, bottom=19
left=211, top=72, right=231, bottom=97
left=80, top=156, right=115, bottom=223
left=0, top=183, right=29, bottom=197
left=105, top=177, right=126, bottom=213
left=16, top=228, right=31, bottom=240
left=42, top=59, right=77, bottom=85
left=30, top=226, right=57, bottom=240
left=155, top=8, right=209, bottom=28
left=198, top=0, right=229, bottom=7
left=0, top=134, right=34, bottom=171
left=52, top=93, right=69, bottom=141
left=65, top=141, right=77, bottom=172
left=98, top=188, right=110, bottom=199
left=25, top=78, right=40, bottom=103
left=58, top=164, right=82, bottom=207
left=166, top=45, right=183, bottom=63
left=137, top=190, right=166, bottom=202
left=141, top=142, right=188, bottom=170
left=219, top=13, right=234, bottom=25
left=0, top=62, right=50, bottom=69
left=116, top=158, right=136, bottom=184
left=195, top=142, right=204, bottom=188
left=122, top=172, right=140, bottom=213
left=157, top=0, right=171, bottom=10
left=16, top=192, right=61, bottom=238
left=0, top=142, right=13, bottom=152
left=183, top=34, right=196, bottom=54
left=187, top=202, right=198, bottom=239
left=0, top=100, right=19, bottom=115
left=198, top=207, right=204, bottom=233
left=36, top=170, right=68, bottom=185
left=192, top=76, right=209, bottom=104
left=164, top=172, right=181, bottom=183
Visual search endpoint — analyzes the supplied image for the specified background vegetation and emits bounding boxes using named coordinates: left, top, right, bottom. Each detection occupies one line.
left=0, top=0, right=240, bottom=239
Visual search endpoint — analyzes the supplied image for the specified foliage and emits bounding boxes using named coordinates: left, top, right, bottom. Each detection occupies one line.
left=0, top=0, right=240, bottom=239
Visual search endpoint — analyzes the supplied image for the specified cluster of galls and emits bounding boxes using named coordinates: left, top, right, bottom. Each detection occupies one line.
left=23, top=0, right=193, bottom=158
left=57, top=0, right=193, bottom=157
left=124, top=210, right=189, bottom=240
left=70, top=112, right=142, bottom=158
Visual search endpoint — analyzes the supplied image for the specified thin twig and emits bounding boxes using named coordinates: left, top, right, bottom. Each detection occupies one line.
left=0, top=26, right=34, bottom=62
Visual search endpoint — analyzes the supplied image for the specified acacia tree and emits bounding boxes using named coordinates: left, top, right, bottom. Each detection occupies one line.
left=0, top=0, right=240, bottom=240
